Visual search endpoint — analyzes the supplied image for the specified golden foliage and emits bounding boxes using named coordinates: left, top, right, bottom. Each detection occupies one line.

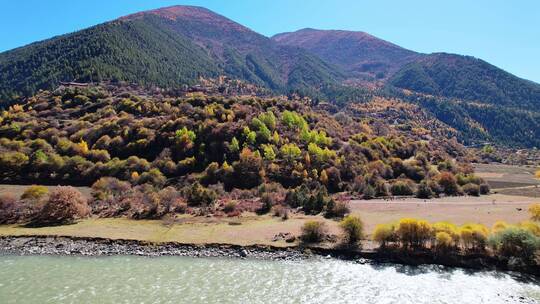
left=492, top=221, right=509, bottom=233
left=529, top=203, right=540, bottom=221
left=339, top=215, right=364, bottom=244
left=396, top=218, right=433, bottom=248
left=21, top=185, right=49, bottom=201
left=459, top=223, right=489, bottom=250
left=518, top=221, right=540, bottom=237
left=435, top=232, right=453, bottom=250
left=372, top=223, right=396, bottom=247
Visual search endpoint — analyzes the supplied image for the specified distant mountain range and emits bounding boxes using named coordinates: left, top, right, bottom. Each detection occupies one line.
left=1, top=5, right=539, bottom=147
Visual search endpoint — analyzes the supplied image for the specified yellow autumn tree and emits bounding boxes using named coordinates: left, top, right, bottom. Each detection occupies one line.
left=319, top=169, right=328, bottom=185
left=77, top=140, right=89, bottom=155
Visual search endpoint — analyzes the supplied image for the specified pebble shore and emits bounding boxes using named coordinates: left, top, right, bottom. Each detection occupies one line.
left=0, top=236, right=306, bottom=260
left=1, top=235, right=539, bottom=277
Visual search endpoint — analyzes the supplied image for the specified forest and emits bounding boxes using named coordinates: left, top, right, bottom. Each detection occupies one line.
left=0, top=84, right=491, bottom=224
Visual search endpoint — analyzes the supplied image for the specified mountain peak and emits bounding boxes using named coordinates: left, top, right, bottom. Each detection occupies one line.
left=272, top=28, right=419, bottom=81
left=119, top=5, right=253, bottom=34
left=121, top=5, right=214, bottom=21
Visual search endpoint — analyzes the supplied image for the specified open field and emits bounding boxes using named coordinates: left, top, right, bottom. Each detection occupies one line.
left=0, top=163, right=537, bottom=246
left=0, top=193, right=535, bottom=246
left=349, top=194, right=536, bottom=234
left=474, top=163, right=539, bottom=190
left=0, top=215, right=340, bottom=247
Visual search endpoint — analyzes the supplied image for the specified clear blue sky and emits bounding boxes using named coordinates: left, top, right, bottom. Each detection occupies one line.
left=1, top=0, right=539, bottom=83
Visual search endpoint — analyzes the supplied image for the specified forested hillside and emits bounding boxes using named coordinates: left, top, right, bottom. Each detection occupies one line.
left=0, top=6, right=340, bottom=102
left=0, top=84, right=484, bottom=201
left=389, top=53, right=540, bottom=108
left=0, top=5, right=538, bottom=148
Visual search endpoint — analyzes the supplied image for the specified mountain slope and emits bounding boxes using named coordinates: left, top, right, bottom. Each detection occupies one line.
left=389, top=53, right=540, bottom=108
left=272, top=28, right=421, bottom=82
left=0, top=6, right=341, bottom=102
left=0, top=15, right=220, bottom=100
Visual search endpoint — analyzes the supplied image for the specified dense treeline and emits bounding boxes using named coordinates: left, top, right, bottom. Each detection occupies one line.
left=389, top=53, right=540, bottom=109
left=0, top=86, right=486, bottom=199
left=383, top=87, right=540, bottom=148
left=0, top=12, right=339, bottom=104
left=371, top=215, right=540, bottom=265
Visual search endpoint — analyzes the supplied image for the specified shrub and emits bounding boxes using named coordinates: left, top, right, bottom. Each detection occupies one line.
left=459, top=223, right=489, bottom=251
left=529, top=203, right=540, bottom=221
left=21, top=185, right=49, bottom=201
left=396, top=218, right=433, bottom=248
left=30, top=186, right=89, bottom=226
left=339, top=215, right=364, bottom=245
left=479, top=183, right=490, bottom=195
left=0, top=194, right=25, bottom=224
left=138, top=168, right=167, bottom=187
left=272, top=205, right=287, bottom=217
left=432, top=222, right=460, bottom=246
left=91, top=177, right=131, bottom=201
left=299, top=187, right=332, bottom=215
left=415, top=180, right=434, bottom=199
left=230, top=148, right=264, bottom=189
left=184, top=182, right=216, bottom=206
left=284, top=185, right=310, bottom=208
left=156, top=187, right=187, bottom=216
left=456, top=173, right=482, bottom=186
left=519, top=221, right=540, bottom=237
left=436, top=172, right=460, bottom=196
left=372, top=223, right=396, bottom=247
left=223, top=200, right=237, bottom=213
left=492, top=221, right=510, bottom=233
left=325, top=199, right=350, bottom=219
left=462, top=183, right=480, bottom=196
left=435, top=232, right=453, bottom=251
left=258, top=192, right=278, bottom=214
left=390, top=180, right=414, bottom=196
left=488, top=227, right=540, bottom=261
left=363, top=185, right=376, bottom=200
left=123, top=186, right=159, bottom=219
left=300, top=221, right=327, bottom=243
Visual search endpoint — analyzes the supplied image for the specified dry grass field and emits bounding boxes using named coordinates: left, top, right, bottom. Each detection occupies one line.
left=0, top=192, right=535, bottom=246
left=0, top=164, right=538, bottom=245
left=0, top=215, right=340, bottom=247
left=474, top=163, right=539, bottom=190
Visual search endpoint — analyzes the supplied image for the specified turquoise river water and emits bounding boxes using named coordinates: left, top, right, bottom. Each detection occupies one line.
left=0, top=255, right=539, bottom=303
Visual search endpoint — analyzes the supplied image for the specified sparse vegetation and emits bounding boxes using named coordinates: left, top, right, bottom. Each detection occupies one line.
left=21, top=186, right=49, bottom=201
left=488, top=227, right=540, bottom=261
left=529, top=203, right=540, bottom=222
left=300, top=221, right=327, bottom=243
left=339, top=215, right=364, bottom=245
left=29, top=186, right=89, bottom=226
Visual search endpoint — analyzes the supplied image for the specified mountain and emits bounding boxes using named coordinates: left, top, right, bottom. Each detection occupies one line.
left=389, top=53, right=540, bottom=108
left=272, top=28, right=420, bottom=82
left=272, top=29, right=540, bottom=147
left=0, top=6, right=341, bottom=102
left=0, top=5, right=539, bottom=147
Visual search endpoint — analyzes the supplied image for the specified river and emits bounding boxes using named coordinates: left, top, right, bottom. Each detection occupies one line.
left=0, top=255, right=538, bottom=303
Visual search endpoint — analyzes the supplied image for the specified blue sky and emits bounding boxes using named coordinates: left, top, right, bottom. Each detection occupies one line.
left=1, top=0, right=539, bottom=83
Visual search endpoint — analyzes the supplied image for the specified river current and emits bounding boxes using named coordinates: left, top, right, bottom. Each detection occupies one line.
left=0, top=255, right=538, bottom=303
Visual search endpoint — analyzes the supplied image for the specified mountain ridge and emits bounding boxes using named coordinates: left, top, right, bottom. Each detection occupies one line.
left=272, top=28, right=421, bottom=82
left=0, top=5, right=539, bottom=147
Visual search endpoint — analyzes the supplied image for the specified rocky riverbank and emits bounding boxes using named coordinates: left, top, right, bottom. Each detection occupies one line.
left=0, top=236, right=305, bottom=260
left=1, top=235, right=539, bottom=277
